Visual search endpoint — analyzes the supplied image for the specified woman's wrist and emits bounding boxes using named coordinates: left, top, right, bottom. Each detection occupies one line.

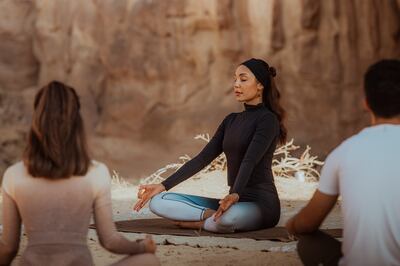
left=159, top=181, right=168, bottom=191
left=159, top=183, right=166, bottom=191
left=230, top=193, right=240, bottom=202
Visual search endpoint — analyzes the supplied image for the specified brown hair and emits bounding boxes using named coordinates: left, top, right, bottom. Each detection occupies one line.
left=23, top=81, right=91, bottom=179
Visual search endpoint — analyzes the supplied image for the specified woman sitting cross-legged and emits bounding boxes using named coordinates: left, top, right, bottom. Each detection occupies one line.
left=134, top=58, right=287, bottom=233
left=0, top=81, right=160, bottom=266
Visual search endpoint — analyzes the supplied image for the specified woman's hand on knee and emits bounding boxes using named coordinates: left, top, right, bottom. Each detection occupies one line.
left=214, top=193, right=239, bottom=221
left=141, top=235, right=157, bottom=254
left=133, top=184, right=165, bottom=211
left=285, top=217, right=298, bottom=240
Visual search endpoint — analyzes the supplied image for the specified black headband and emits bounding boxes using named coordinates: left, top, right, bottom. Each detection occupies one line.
left=241, top=58, right=275, bottom=89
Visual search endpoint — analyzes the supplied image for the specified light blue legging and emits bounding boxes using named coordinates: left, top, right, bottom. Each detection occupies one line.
left=149, top=192, right=264, bottom=233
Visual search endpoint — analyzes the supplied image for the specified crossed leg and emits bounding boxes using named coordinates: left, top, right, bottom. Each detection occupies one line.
left=149, top=192, right=264, bottom=233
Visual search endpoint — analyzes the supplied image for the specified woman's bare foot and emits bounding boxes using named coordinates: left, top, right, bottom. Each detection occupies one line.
left=202, top=209, right=216, bottom=220
left=173, top=220, right=205, bottom=229
left=171, top=209, right=216, bottom=229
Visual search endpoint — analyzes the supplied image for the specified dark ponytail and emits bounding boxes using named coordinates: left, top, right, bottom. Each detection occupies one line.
left=241, top=58, right=287, bottom=144
left=263, top=69, right=287, bottom=144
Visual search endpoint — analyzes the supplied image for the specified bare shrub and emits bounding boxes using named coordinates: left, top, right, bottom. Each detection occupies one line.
left=140, top=134, right=324, bottom=185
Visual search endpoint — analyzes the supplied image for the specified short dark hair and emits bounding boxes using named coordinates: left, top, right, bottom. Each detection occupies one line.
left=364, top=59, right=400, bottom=118
left=23, top=81, right=91, bottom=179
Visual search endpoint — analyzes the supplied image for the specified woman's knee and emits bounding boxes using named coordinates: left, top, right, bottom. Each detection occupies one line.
left=149, top=193, right=165, bottom=215
left=149, top=192, right=180, bottom=219
left=217, top=213, right=237, bottom=229
left=204, top=214, right=236, bottom=233
left=205, top=204, right=264, bottom=233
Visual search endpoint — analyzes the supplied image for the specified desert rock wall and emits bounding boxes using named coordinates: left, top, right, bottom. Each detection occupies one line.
left=1, top=0, right=399, bottom=178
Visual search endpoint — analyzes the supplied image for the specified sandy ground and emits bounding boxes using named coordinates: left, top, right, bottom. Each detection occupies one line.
left=0, top=170, right=342, bottom=265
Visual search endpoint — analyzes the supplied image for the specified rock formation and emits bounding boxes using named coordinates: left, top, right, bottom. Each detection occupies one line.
left=0, top=0, right=399, bottom=179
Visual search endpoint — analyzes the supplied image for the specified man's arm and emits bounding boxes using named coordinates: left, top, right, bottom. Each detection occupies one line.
left=286, top=190, right=338, bottom=235
left=287, top=142, right=343, bottom=235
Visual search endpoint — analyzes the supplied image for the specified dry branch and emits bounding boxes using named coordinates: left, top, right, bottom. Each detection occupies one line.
left=141, top=134, right=324, bottom=185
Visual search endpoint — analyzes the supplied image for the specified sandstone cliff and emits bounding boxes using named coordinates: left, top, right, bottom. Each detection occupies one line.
left=1, top=0, right=399, bottom=178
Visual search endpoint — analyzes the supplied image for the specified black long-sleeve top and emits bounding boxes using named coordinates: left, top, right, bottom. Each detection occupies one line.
left=162, top=103, right=281, bottom=226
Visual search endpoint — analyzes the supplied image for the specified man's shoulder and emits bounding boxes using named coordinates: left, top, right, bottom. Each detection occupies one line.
left=335, top=125, right=398, bottom=152
left=332, top=128, right=369, bottom=153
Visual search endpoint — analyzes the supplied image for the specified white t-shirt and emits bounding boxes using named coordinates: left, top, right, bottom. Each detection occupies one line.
left=319, top=124, right=400, bottom=266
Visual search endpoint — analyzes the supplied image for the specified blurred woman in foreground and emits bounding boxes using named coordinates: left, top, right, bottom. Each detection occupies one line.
left=0, top=81, right=159, bottom=266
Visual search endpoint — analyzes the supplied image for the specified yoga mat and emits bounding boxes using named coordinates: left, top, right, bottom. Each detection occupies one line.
left=90, top=218, right=342, bottom=242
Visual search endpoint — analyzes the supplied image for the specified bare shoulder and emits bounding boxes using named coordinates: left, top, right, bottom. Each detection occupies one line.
left=2, top=161, right=25, bottom=196
left=3, top=161, right=25, bottom=180
left=4, top=161, right=24, bottom=173
left=87, top=160, right=111, bottom=185
left=90, top=160, right=109, bottom=173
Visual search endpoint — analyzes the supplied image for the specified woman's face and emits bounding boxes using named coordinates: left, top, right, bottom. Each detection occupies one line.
left=233, top=65, right=263, bottom=105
